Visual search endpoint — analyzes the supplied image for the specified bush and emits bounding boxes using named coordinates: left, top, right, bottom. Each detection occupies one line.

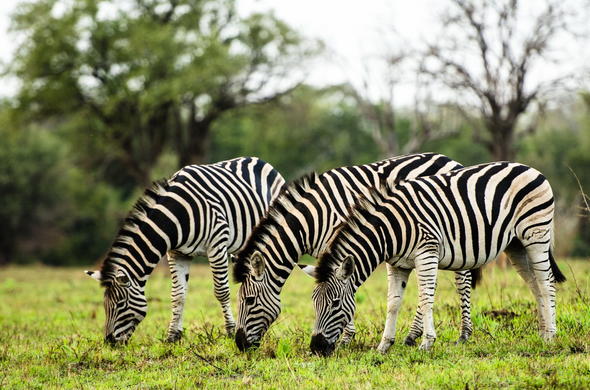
left=0, top=112, right=124, bottom=265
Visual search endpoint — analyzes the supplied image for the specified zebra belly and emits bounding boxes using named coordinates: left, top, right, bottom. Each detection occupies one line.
left=387, top=256, right=415, bottom=269
left=437, top=239, right=505, bottom=271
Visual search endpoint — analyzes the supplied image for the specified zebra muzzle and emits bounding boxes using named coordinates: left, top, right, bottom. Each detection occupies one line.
left=310, top=334, right=335, bottom=357
left=105, top=333, right=120, bottom=346
left=235, top=328, right=260, bottom=352
left=104, top=333, right=129, bottom=347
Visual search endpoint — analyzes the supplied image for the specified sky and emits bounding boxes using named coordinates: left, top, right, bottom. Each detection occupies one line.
left=0, top=0, right=588, bottom=104
left=0, top=0, right=447, bottom=102
left=235, top=0, right=445, bottom=86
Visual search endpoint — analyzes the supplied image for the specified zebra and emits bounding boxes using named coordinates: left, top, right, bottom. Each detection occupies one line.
left=233, top=153, right=481, bottom=352
left=85, top=157, right=285, bottom=344
left=301, top=161, right=566, bottom=356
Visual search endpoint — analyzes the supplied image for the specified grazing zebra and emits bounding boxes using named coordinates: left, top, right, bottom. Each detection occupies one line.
left=233, top=153, right=480, bottom=352
left=85, top=157, right=285, bottom=344
left=301, top=162, right=566, bottom=356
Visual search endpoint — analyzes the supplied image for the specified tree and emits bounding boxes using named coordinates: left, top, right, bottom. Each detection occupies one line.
left=422, top=0, right=582, bottom=160
left=9, top=0, right=318, bottom=187
left=0, top=103, right=122, bottom=264
left=211, top=84, right=379, bottom=179
left=352, top=50, right=459, bottom=158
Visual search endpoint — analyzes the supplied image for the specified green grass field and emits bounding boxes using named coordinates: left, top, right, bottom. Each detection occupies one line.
left=1, top=260, right=589, bottom=389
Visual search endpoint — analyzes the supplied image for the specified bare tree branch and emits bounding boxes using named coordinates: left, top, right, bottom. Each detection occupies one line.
left=421, top=0, right=580, bottom=160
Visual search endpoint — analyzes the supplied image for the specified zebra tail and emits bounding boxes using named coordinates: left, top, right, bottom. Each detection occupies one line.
left=548, top=218, right=566, bottom=283
left=470, top=268, right=482, bottom=289
left=549, top=249, right=567, bottom=283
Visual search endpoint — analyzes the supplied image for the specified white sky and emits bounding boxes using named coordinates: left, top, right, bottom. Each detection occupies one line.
left=237, top=0, right=444, bottom=84
left=1, top=0, right=588, bottom=104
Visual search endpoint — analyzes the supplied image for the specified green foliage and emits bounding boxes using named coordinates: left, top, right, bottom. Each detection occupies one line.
left=0, top=105, right=124, bottom=265
left=9, top=0, right=318, bottom=186
left=519, top=128, right=579, bottom=203
left=424, top=123, right=492, bottom=167
left=2, top=0, right=590, bottom=265
left=211, top=85, right=379, bottom=179
left=0, top=113, right=63, bottom=263
left=41, top=166, right=123, bottom=266
left=0, top=0, right=323, bottom=265
left=518, top=98, right=590, bottom=256
left=0, top=261, right=588, bottom=388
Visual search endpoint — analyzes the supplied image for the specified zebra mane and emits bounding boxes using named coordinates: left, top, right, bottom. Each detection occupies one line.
left=233, top=171, right=320, bottom=283
left=315, top=185, right=387, bottom=283
left=100, top=179, right=170, bottom=286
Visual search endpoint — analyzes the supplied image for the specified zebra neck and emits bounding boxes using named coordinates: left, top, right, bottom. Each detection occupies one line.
left=107, top=221, right=174, bottom=286
left=255, top=210, right=312, bottom=287
left=296, top=203, right=344, bottom=259
left=328, top=244, right=388, bottom=292
left=276, top=179, right=349, bottom=259
left=259, top=240, right=304, bottom=292
left=350, top=258, right=382, bottom=291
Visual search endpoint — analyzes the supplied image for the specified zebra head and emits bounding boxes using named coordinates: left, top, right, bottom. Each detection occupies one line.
left=300, top=255, right=356, bottom=357
left=234, top=252, right=281, bottom=352
left=85, top=268, right=147, bottom=345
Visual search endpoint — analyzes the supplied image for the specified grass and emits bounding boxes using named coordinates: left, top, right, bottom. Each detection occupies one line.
left=1, top=259, right=589, bottom=389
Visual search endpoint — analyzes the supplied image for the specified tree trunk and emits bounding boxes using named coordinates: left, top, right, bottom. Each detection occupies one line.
left=178, top=117, right=212, bottom=168
left=380, top=132, right=399, bottom=158
left=486, top=122, right=516, bottom=161
left=490, top=139, right=515, bottom=161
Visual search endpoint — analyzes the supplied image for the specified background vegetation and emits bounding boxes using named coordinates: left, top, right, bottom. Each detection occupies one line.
left=0, top=0, right=589, bottom=266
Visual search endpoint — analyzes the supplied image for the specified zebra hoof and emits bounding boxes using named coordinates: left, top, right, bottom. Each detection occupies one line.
left=403, top=337, right=417, bottom=347
left=418, top=336, right=435, bottom=351
left=541, top=331, right=556, bottom=342
left=377, top=338, right=394, bottom=354
left=166, top=330, right=183, bottom=343
left=455, top=334, right=470, bottom=345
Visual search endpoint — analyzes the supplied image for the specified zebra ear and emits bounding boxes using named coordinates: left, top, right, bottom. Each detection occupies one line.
left=229, top=254, right=237, bottom=264
left=335, top=255, right=355, bottom=281
left=298, top=264, right=317, bottom=279
left=85, top=270, right=102, bottom=282
left=250, top=253, right=265, bottom=280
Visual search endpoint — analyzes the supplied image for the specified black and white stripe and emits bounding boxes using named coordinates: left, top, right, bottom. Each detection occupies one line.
left=304, top=162, right=566, bottom=355
left=233, top=153, right=480, bottom=351
left=85, top=157, right=285, bottom=344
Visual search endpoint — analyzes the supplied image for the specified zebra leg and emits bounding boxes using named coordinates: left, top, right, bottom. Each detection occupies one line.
left=404, top=308, right=423, bottom=346
left=505, top=242, right=543, bottom=329
left=208, top=246, right=236, bottom=336
left=378, top=265, right=411, bottom=353
left=340, top=320, right=356, bottom=345
left=523, top=241, right=557, bottom=340
left=414, top=251, right=440, bottom=351
left=166, top=252, right=192, bottom=342
left=454, top=270, right=473, bottom=343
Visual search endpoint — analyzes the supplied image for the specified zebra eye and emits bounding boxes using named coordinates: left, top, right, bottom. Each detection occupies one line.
left=115, top=274, right=130, bottom=286
left=331, top=299, right=341, bottom=309
left=245, top=296, right=255, bottom=306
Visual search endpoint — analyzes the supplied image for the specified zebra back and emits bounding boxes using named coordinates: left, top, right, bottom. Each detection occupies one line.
left=234, top=153, right=463, bottom=283
left=102, top=157, right=284, bottom=281
left=219, top=157, right=286, bottom=203
left=316, top=162, right=558, bottom=285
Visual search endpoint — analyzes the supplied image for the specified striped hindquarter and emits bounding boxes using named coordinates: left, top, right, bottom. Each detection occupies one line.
left=85, top=157, right=284, bottom=344
left=306, top=162, right=565, bottom=355
left=233, top=153, right=478, bottom=352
